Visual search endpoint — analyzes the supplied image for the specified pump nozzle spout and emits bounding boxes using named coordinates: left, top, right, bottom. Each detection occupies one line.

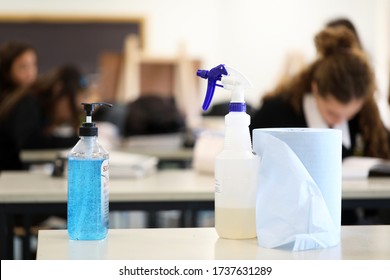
left=80, top=102, right=113, bottom=136
left=81, top=102, right=113, bottom=119
left=196, top=69, right=209, bottom=79
left=197, top=64, right=252, bottom=113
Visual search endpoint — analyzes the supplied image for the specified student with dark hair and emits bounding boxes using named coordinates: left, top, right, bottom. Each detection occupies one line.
left=250, top=26, right=390, bottom=160
left=123, top=95, right=185, bottom=137
left=0, top=41, right=38, bottom=101
left=0, top=65, right=86, bottom=170
left=250, top=26, right=390, bottom=225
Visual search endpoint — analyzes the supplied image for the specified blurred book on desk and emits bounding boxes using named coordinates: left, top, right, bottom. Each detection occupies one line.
left=56, top=150, right=158, bottom=179
left=105, top=151, right=158, bottom=179
left=342, top=156, right=390, bottom=179
left=121, top=133, right=183, bottom=150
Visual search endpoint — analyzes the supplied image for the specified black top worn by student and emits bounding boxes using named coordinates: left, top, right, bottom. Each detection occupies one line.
left=0, top=94, right=78, bottom=170
left=250, top=95, right=366, bottom=159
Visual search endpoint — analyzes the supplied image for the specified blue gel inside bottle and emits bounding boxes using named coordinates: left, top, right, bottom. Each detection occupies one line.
left=67, top=158, right=108, bottom=240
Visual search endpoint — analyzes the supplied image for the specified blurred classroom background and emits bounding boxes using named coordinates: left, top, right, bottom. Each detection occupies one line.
left=1, top=0, right=390, bottom=259
left=1, top=0, right=389, bottom=124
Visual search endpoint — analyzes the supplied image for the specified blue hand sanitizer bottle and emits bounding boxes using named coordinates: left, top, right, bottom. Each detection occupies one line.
left=67, top=102, right=112, bottom=240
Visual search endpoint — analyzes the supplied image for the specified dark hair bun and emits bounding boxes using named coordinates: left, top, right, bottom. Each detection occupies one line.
left=315, top=26, right=358, bottom=56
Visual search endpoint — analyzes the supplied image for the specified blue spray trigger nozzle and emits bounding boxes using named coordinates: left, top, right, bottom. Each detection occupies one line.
left=196, top=64, right=228, bottom=111
left=196, top=69, right=209, bottom=79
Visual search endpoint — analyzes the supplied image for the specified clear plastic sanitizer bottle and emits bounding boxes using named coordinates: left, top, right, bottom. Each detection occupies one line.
left=197, top=64, right=259, bottom=239
left=67, top=102, right=112, bottom=240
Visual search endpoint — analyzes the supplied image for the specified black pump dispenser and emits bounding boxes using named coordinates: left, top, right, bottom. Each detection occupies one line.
left=79, top=102, right=112, bottom=137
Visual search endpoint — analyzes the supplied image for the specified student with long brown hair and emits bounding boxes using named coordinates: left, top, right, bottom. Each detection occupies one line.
left=0, top=41, right=38, bottom=101
left=250, top=26, right=390, bottom=160
left=0, top=65, right=86, bottom=170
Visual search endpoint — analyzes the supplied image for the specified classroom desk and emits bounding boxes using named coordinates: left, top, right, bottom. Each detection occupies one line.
left=36, top=226, right=390, bottom=260
left=20, top=149, right=62, bottom=164
left=341, top=179, right=390, bottom=208
left=1, top=170, right=390, bottom=260
left=0, top=170, right=212, bottom=260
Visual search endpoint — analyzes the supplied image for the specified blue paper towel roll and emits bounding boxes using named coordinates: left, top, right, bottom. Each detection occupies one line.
left=253, top=128, right=342, bottom=251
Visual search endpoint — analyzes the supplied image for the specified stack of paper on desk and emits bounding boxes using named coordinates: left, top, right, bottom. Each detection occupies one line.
left=122, top=133, right=183, bottom=149
left=342, top=156, right=390, bottom=179
left=109, top=151, right=158, bottom=179
left=57, top=150, right=158, bottom=179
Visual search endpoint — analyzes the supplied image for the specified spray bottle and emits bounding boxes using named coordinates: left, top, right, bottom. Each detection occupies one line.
left=197, top=64, right=259, bottom=239
left=68, top=102, right=112, bottom=240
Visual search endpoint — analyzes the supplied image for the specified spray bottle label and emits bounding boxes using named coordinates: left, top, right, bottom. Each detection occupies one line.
left=215, top=178, right=222, bottom=194
left=101, top=159, right=109, bottom=228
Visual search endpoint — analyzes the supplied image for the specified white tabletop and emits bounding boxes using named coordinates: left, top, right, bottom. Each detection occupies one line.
left=36, top=226, right=390, bottom=260
left=1, top=170, right=390, bottom=203
left=342, top=178, right=390, bottom=199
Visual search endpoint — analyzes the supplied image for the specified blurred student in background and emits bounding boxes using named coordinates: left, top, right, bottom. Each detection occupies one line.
left=0, top=65, right=86, bottom=170
left=0, top=41, right=38, bottom=101
left=250, top=26, right=390, bottom=160
left=270, top=18, right=363, bottom=112
left=250, top=26, right=390, bottom=225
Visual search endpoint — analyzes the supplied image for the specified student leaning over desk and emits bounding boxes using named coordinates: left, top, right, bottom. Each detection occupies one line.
left=250, top=26, right=390, bottom=160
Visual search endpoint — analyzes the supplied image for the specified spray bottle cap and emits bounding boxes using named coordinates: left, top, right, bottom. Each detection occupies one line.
left=197, top=64, right=252, bottom=112
left=80, top=102, right=112, bottom=136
